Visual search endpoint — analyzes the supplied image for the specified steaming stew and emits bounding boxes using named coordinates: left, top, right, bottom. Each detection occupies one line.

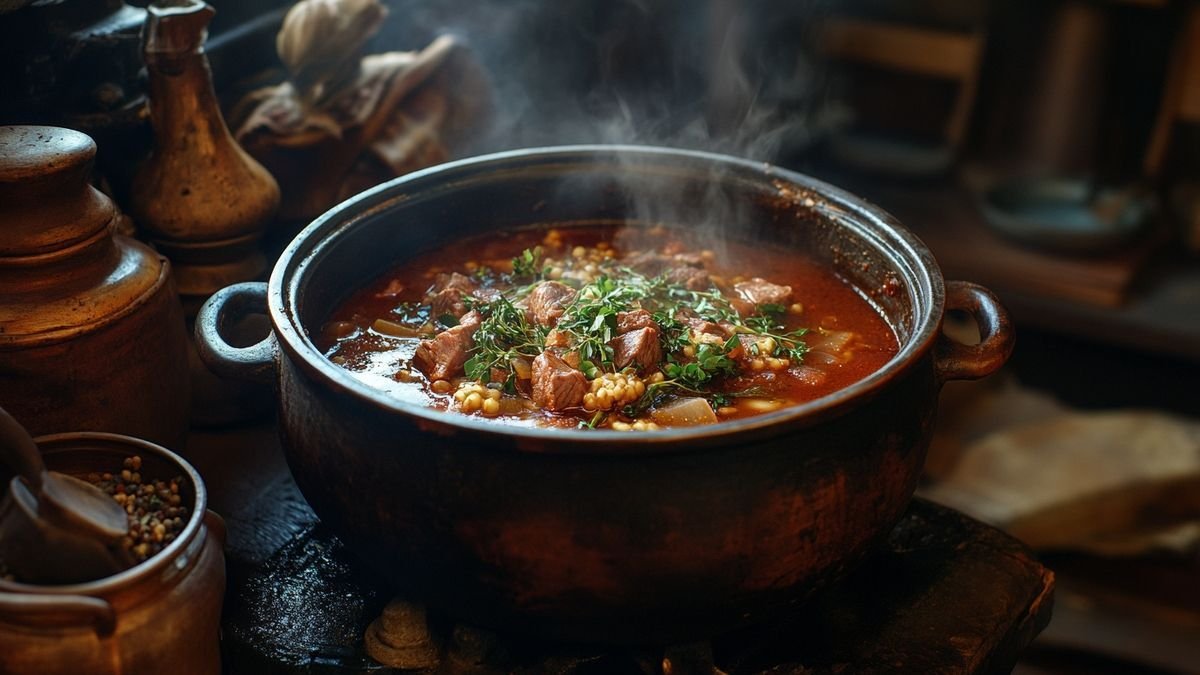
left=318, top=225, right=898, bottom=430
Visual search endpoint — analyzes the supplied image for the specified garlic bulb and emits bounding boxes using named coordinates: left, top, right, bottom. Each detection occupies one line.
left=276, top=0, right=388, bottom=97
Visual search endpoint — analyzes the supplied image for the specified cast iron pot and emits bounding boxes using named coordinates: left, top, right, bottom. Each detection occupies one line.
left=195, top=145, right=1013, bottom=644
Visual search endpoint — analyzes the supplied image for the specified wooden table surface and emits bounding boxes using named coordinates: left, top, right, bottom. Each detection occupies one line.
left=186, top=421, right=1054, bottom=674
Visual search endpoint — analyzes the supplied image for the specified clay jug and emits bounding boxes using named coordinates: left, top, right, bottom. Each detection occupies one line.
left=129, top=0, right=280, bottom=316
left=0, top=125, right=190, bottom=448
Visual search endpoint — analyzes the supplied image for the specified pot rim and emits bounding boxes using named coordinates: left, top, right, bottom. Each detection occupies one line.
left=269, top=144, right=945, bottom=450
left=0, top=432, right=208, bottom=595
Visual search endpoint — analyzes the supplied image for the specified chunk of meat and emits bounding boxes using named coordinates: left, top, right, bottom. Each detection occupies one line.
left=532, top=351, right=588, bottom=411
left=685, top=317, right=731, bottom=345
left=527, top=281, right=577, bottom=327
left=734, top=278, right=793, bottom=310
left=610, top=326, right=662, bottom=373
left=428, top=272, right=478, bottom=320
left=664, top=266, right=711, bottom=290
left=434, top=272, right=476, bottom=293
left=472, top=286, right=502, bottom=304
left=544, top=329, right=570, bottom=348
left=431, top=287, right=468, bottom=320
left=625, top=251, right=706, bottom=277
left=412, top=311, right=482, bottom=380
left=617, top=309, right=657, bottom=335
left=623, top=251, right=671, bottom=276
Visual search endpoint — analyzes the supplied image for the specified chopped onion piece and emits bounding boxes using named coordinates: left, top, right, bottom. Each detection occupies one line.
left=511, top=357, right=532, bottom=380
left=650, top=397, right=719, bottom=427
left=372, top=318, right=423, bottom=338
left=805, top=350, right=842, bottom=366
left=741, top=398, right=783, bottom=412
left=806, top=329, right=856, bottom=355
left=789, top=365, right=828, bottom=387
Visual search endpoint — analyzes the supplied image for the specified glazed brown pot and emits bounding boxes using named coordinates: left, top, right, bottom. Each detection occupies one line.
left=0, top=126, right=190, bottom=448
left=195, top=146, right=1013, bottom=643
left=0, top=432, right=225, bottom=675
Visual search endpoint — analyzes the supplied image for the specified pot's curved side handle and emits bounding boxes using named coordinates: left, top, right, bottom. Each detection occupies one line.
left=935, top=281, right=1015, bottom=381
left=0, top=592, right=117, bottom=637
left=195, top=282, right=277, bottom=384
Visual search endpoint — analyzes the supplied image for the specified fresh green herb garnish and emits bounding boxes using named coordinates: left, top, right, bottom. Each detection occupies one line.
left=511, top=247, right=545, bottom=279
left=463, top=297, right=546, bottom=383
left=459, top=248, right=809, bottom=418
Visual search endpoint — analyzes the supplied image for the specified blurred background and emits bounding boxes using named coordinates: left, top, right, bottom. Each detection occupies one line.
left=3, top=0, right=1199, bottom=672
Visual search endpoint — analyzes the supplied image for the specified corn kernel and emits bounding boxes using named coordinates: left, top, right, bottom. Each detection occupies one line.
left=432, top=379, right=453, bottom=394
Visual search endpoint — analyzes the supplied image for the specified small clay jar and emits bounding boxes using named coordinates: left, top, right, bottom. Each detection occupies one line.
left=0, top=432, right=225, bottom=675
left=0, top=126, right=190, bottom=448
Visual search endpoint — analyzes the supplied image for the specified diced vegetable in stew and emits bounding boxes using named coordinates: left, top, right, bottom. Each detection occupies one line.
left=316, top=225, right=899, bottom=430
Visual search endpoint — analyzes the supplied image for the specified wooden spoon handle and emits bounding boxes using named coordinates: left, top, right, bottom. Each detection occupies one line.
left=0, top=406, right=45, bottom=491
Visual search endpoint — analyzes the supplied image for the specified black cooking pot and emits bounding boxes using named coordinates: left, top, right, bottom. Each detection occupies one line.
left=196, top=146, right=1013, bottom=644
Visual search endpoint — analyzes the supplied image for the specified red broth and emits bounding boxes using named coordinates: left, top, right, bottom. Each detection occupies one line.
left=317, top=225, right=898, bottom=430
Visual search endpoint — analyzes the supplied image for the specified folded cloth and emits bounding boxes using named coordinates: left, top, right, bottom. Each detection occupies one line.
left=923, top=407, right=1200, bottom=556
left=231, top=0, right=491, bottom=223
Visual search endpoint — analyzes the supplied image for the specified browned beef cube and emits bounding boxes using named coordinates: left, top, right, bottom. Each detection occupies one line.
left=472, top=287, right=502, bottom=304
left=412, top=311, right=482, bottom=380
left=665, top=266, right=711, bottom=290
left=626, top=250, right=706, bottom=277
left=427, top=272, right=478, bottom=320
left=435, top=272, right=475, bottom=293
left=527, top=281, right=577, bottom=327
left=734, top=278, right=792, bottom=310
left=670, top=251, right=706, bottom=267
left=623, top=251, right=670, bottom=275
left=431, top=287, right=468, bottom=320
left=544, top=329, right=571, bottom=348
left=685, top=317, right=731, bottom=342
left=531, top=351, right=588, bottom=411
left=617, top=309, right=656, bottom=335
left=610, top=326, right=662, bottom=373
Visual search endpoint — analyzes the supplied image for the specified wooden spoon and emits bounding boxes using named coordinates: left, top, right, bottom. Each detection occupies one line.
left=0, top=407, right=127, bottom=543
left=0, top=476, right=131, bottom=583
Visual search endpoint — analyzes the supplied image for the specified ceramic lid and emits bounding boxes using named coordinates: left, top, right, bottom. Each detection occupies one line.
left=0, top=125, right=115, bottom=258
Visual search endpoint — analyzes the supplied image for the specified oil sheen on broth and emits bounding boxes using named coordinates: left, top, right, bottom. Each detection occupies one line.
left=317, top=225, right=899, bottom=431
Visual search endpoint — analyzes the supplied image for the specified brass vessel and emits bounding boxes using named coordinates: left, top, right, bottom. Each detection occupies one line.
left=129, top=0, right=280, bottom=425
left=0, top=125, right=190, bottom=448
left=129, top=0, right=280, bottom=316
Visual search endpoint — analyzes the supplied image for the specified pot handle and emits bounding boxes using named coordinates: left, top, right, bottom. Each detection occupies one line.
left=0, top=592, right=116, bottom=637
left=195, top=282, right=277, bottom=384
left=935, top=281, right=1015, bottom=382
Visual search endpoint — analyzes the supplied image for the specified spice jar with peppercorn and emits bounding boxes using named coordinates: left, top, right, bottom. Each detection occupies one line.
left=0, top=432, right=224, bottom=675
